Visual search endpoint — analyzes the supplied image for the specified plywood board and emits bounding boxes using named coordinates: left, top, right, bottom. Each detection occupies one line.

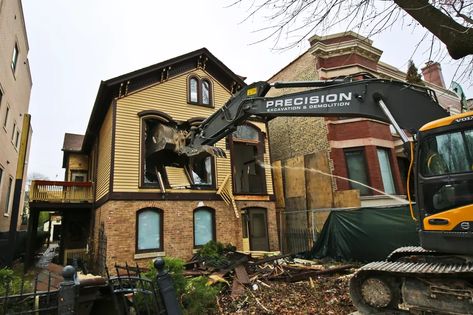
left=314, top=210, right=331, bottom=232
left=285, top=197, right=308, bottom=230
left=284, top=156, right=306, bottom=198
left=305, top=152, right=333, bottom=209
left=333, top=190, right=361, bottom=208
left=272, top=160, right=285, bottom=208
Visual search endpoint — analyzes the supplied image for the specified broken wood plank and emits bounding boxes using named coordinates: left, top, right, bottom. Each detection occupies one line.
left=286, top=264, right=354, bottom=283
left=283, top=264, right=323, bottom=271
left=247, top=253, right=292, bottom=266
left=231, top=280, right=245, bottom=299
left=234, top=264, right=250, bottom=284
left=269, top=264, right=354, bottom=283
left=183, top=270, right=211, bottom=276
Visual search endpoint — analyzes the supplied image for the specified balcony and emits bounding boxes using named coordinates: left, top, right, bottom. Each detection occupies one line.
left=30, top=180, right=93, bottom=203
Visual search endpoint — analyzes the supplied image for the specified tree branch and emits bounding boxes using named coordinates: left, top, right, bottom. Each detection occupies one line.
left=394, top=0, right=473, bottom=59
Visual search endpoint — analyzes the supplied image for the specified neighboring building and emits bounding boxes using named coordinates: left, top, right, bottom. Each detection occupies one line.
left=29, top=49, right=278, bottom=272
left=0, top=0, right=32, bottom=233
left=268, top=31, right=461, bottom=208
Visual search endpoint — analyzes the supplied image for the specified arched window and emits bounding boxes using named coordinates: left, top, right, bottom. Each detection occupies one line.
left=201, top=80, right=211, bottom=105
left=136, top=208, right=163, bottom=252
left=189, top=77, right=199, bottom=103
left=193, top=207, right=215, bottom=247
left=187, top=76, right=213, bottom=107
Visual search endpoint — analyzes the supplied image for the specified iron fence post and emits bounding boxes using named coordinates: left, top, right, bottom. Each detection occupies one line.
left=155, top=258, right=183, bottom=315
left=58, top=265, right=79, bottom=314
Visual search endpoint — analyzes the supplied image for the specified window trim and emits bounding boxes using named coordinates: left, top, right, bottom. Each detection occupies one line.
left=193, top=207, right=216, bottom=248
left=140, top=114, right=217, bottom=190
left=11, top=42, right=19, bottom=74
left=139, top=114, right=175, bottom=189
left=229, top=122, right=268, bottom=195
left=0, top=166, right=4, bottom=197
left=187, top=75, right=214, bottom=108
left=11, top=121, right=16, bottom=142
left=3, top=105, right=9, bottom=130
left=135, top=208, right=164, bottom=253
left=4, top=176, right=13, bottom=215
left=188, top=76, right=199, bottom=104
left=343, top=147, right=372, bottom=196
left=186, top=155, right=217, bottom=189
left=14, top=129, right=20, bottom=149
left=376, top=147, right=397, bottom=194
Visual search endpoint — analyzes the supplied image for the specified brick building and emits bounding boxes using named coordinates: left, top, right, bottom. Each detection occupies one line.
left=29, top=49, right=278, bottom=272
left=268, top=32, right=461, bottom=208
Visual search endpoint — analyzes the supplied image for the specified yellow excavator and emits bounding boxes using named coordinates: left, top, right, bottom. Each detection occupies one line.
left=146, top=77, right=473, bottom=314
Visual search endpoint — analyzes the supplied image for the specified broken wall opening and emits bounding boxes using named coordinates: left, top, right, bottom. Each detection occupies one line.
left=143, top=117, right=214, bottom=189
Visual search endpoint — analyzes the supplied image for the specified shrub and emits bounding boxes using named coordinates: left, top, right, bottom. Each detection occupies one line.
left=182, top=276, right=222, bottom=315
left=146, top=257, right=222, bottom=315
left=0, top=267, right=31, bottom=296
left=195, top=241, right=236, bottom=269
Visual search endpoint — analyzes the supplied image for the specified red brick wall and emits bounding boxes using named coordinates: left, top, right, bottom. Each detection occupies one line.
left=316, top=54, right=378, bottom=72
left=327, top=120, right=393, bottom=141
left=91, top=199, right=278, bottom=271
left=328, top=120, right=404, bottom=196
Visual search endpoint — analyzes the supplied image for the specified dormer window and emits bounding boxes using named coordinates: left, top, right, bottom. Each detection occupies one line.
left=202, top=80, right=211, bottom=105
left=189, top=77, right=198, bottom=103
left=188, top=76, right=213, bottom=107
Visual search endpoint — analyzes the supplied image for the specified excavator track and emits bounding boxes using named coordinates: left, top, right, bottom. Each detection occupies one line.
left=387, top=246, right=437, bottom=262
left=350, top=251, right=473, bottom=314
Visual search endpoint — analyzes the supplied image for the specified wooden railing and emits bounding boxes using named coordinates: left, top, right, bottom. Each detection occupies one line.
left=30, top=180, right=93, bottom=203
left=217, top=175, right=239, bottom=218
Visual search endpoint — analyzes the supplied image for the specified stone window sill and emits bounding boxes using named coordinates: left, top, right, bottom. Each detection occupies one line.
left=134, top=251, right=165, bottom=260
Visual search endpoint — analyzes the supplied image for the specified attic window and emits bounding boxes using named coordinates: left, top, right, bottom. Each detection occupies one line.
left=188, top=76, right=213, bottom=107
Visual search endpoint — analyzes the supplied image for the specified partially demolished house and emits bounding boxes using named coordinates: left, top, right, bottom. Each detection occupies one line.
left=29, top=49, right=278, bottom=271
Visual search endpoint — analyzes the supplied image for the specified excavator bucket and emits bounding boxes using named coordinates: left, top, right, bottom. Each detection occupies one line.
left=147, top=123, right=225, bottom=166
left=179, top=144, right=226, bottom=158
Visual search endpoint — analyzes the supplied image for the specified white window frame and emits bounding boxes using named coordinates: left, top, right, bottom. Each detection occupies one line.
left=11, top=42, right=19, bottom=73
left=377, top=147, right=396, bottom=195
left=4, top=176, right=13, bottom=216
left=11, top=121, right=16, bottom=142
left=3, top=105, right=9, bottom=130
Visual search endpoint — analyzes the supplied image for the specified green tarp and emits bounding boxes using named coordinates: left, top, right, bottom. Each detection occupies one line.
left=309, top=206, right=419, bottom=262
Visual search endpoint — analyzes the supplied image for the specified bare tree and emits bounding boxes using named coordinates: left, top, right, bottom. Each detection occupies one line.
left=233, top=0, right=473, bottom=80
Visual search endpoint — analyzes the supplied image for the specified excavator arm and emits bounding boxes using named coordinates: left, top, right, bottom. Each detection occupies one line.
left=179, top=78, right=448, bottom=157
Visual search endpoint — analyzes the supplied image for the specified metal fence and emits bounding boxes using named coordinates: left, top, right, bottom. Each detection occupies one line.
left=0, top=258, right=181, bottom=315
left=281, top=208, right=334, bottom=255
left=284, top=227, right=318, bottom=255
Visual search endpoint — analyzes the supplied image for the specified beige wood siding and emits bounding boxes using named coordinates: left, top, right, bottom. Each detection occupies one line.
left=114, top=69, right=232, bottom=193
left=67, top=153, right=89, bottom=181
left=96, top=107, right=113, bottom=200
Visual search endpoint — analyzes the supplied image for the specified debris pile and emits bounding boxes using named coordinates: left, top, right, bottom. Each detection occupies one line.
left=185, top=246, right=357, bottom=314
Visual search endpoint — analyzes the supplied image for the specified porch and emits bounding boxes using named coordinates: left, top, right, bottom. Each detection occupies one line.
left=26, top=180, right=94, bottom=270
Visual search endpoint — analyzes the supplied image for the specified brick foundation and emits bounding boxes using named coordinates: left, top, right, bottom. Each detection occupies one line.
left=90, top=199, right=278, bottom=272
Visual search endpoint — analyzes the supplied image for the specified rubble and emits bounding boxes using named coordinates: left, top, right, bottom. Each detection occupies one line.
left=186, top=250, right=358, bottom=314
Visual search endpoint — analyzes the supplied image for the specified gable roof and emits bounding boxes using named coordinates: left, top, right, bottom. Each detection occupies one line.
left=62, top=133, right=84, bottom=168
left=81, top=48, right=246, bottom=151
left=62, top=133, right=84, bottom=152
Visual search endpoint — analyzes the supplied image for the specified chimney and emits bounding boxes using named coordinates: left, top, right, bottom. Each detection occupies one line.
left=421, top=61, right=446, bottom=88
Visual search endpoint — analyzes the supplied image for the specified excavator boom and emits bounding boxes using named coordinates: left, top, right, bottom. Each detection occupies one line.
left=147, top=77, right=473, bottom=314
left=184, top=79, right=448, bottom=155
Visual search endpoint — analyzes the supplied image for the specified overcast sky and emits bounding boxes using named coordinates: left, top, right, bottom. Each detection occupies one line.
left=21, top=0, right=472, bottom=180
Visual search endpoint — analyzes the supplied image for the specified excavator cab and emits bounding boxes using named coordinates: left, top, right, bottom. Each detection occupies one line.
left=415, top=112, right=473, bottom=255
